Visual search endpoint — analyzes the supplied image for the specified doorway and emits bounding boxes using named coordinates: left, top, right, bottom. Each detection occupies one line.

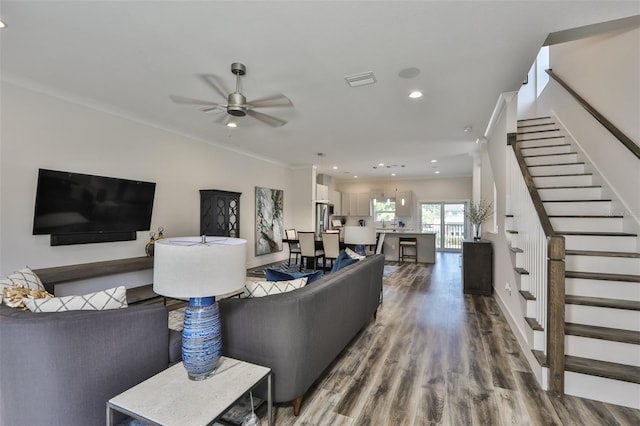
left=419, top=202, right=467, bottom=251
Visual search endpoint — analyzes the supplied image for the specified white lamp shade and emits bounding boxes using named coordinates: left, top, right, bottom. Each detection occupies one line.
left=153, top=236, right=247, bottom=298
left=344, top=226, right=377, bottom=245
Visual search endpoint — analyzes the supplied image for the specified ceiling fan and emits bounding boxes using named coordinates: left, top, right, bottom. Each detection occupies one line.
left=171, top=62, right=293, bottom=127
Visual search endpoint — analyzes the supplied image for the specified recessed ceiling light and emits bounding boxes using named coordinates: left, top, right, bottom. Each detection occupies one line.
left=431, top=159, right=438, bottom=163
left=409, top=91, right=423, bottom=99
left=378, top=163, right=384, bottom=166
left=0, top=21, right=6, bottom=29
left=332, top=166, right=338, bottom=170
left=464, top=125, right=472, bottom=133
left=227, top=122, right=237, bottom=128
left=391, top=173, right=396, bottom=176
left=435, top=171, right=441, bottom=174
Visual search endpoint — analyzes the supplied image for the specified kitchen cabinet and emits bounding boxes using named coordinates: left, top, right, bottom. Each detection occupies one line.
left=341, top=192, right=371, bottom=216
left=330, top=190, right=342, bottom=215
left=200, top=189, right=241, bottom=238
left=316, top=184, right=329, bottom=202
left=395, top=191, right=413, bottom=217
left=462, top=240, right=493, bottom=295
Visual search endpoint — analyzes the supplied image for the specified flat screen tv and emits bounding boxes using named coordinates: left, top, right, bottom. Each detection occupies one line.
left=33, top=168, right=156, bottom=237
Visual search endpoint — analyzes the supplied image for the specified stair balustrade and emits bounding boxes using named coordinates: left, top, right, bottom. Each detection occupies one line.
left=507, top=132, right=566, bottom=394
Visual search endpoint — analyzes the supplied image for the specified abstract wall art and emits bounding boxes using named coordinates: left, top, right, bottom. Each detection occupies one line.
left=255, top=186, right=284, bottom=255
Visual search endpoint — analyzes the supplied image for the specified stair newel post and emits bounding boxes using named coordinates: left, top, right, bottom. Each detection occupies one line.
left=547, top=235, right=565, bottom=395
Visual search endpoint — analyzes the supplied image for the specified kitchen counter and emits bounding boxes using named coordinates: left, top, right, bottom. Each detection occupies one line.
left=380, top=232, right=436, bottom=263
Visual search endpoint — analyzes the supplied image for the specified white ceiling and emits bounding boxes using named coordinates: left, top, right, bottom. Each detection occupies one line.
left=1, top=1, right=638, bottom=181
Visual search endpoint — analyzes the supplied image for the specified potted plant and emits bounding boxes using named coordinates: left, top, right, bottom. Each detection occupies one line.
left=467, top=200, right=494, bottom=241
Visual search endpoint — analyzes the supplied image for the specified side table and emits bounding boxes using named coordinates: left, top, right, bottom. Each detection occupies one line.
left=107, top=357, right=272, bottom=426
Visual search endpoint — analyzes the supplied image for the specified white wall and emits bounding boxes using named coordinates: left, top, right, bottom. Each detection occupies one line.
left=0, top=83, right=297, bottom=276
left=539, top=27, right=640, bottom=225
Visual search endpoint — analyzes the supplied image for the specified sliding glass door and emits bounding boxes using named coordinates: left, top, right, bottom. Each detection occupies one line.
left=420, top=202, right=467, bottom=251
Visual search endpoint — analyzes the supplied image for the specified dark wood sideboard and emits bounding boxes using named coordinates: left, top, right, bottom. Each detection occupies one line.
left=462, top=239, right=493, bottom=295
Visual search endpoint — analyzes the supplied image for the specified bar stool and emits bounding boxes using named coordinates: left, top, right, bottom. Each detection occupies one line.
left=399, top=237, right=417, bottom=263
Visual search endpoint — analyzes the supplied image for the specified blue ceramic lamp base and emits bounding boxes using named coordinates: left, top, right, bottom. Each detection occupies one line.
left=182, top=296, right=222, bottom=381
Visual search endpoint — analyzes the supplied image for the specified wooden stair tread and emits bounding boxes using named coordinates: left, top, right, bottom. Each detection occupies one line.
left=549, top=214, right=622, bottom=218
left=565, top=355, right=640, bottom=384
left=516, top=136, right=565, bottom=142
left=519, top=290, right=536, bottom=301
left=523, top=152, right=577, bottom=158
left=565, top=323, right=640, bottom=344
left=525, top=317, right=543, bottom=331
left=518, top=129, right=560, bottom=135
left=529, top=162, right=584, bottom=167
left=565, top=250, right=640, bottom=258
left=520, top=143, right=571, bottom=150
left=543, top=199, right=612, bottom=203
left=565, top=294, right=640, bottom=311
left=539, top=186, right=602, bottom=190
left=559, top=231, right=636, bottom=237
left=533, top=173, right=593, bottom=178
left=566, top=270, right=640, bottom=283
left=510, top=247, right=524, bottom=253
left=515, top=267, right=529, bottom=275
left=518, top=116, right=551, bottom=122
left=506, top=229, right=519, bottom=234
left=532, top=349, right=548, bottom=367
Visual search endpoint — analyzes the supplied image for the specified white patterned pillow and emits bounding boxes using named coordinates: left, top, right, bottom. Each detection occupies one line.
left=345, top=247, right=365, bottom=260
left=244, top=277, right=307, bottom=298
left=24, top=286, right=128, bottom=312
left=0, top=267, right=45, bottom=292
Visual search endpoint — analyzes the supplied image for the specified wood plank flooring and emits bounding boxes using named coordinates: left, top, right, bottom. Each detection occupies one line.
left=256, top=253, right=640, bottom=425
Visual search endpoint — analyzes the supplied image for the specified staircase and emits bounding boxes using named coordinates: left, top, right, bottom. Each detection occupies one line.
left=510, top=116, right=640, bottom=408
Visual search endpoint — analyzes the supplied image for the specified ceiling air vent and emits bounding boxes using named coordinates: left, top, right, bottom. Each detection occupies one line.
left=344, top=71, right=376, bottom=87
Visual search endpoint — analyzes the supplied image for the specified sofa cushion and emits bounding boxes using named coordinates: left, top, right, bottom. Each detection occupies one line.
left=244, top=277, right=307, bottom=298
left=0, top=267, right=45, bottom=292
left=265, top=268, right=323, bottom=284
left=24, top=286, right=128, bottom=312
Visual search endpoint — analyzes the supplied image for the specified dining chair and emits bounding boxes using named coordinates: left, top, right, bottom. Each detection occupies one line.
left=321, top=232, right=341, bottom=273
left=324, top=229, right=340, bottom=233
left=298, top=231, right=324, bottom=271
left=285, top=229, right=301, bottom=266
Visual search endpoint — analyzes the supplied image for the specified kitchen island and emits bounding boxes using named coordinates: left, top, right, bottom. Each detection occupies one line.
left=379, top=231, right=436, bottom=263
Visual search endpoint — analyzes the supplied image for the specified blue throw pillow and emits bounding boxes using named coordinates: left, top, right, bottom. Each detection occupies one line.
left=330, top=250, right=358, bottom=273
left=265, top=268, right=323, bottom=284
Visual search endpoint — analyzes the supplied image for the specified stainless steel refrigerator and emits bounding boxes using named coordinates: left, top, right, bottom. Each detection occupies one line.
left=315, top=203, right=332, bottom=236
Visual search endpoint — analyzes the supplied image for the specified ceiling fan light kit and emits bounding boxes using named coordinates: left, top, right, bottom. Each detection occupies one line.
left=171, top=62, right=292, bottom=127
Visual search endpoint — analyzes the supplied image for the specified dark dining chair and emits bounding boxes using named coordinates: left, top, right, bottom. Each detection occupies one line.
left=285, top=229, right=301, bottom=266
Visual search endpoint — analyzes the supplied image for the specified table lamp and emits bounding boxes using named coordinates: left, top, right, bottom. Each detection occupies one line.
left=344, top=226, right=377, bottom=256
left=153, top=236, right=247, bottom=381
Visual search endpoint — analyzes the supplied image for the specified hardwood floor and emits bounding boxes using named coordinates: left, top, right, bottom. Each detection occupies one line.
left=257, top=252, right=640, bottom=425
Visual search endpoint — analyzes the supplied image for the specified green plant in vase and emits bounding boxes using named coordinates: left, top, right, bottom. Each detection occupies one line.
left=467, top=200, right=494, bottom=241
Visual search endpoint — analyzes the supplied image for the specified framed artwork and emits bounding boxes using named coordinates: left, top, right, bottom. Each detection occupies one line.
left=255, top=186, right=284, bottom=255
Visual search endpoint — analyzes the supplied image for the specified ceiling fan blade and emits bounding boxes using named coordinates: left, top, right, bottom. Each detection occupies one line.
left=170, top=95, right=221, bottom=107
left=246, top=93, right=293, bottom=109
left=201, top=105, right=226, bottom=113
left=199, top=74, right=231, bottom=100
left=247, top=110, right=287, bottom=127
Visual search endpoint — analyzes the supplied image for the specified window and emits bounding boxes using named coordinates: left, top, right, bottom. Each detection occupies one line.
left=419, top=202, right=466, bottom=251
left=373, top=198, right=396, bottom=223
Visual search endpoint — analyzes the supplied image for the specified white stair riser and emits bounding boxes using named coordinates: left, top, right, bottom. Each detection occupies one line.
left=534, top=174, right=593, bottom=187
left=518, top=118, right=555, bottom=127
left=539, top=187, right=602, bottom=201
left=565, top=371, right=640, bottom=409
left=565, top=304, right=640, bottom=332
left=525, top=153, right=578, bottom=166
left=517, top=123, right=559, bottom=133
left=517, top=130, right=561, bottom=141
left=529, top=163, right=585, bottom=176
left=517, top=273, right=530, bottom=292
left=566, top=277, right=640, bottom=301
left=565, top=335, right=640, bottom=366
left=550, top=217, right=623, bottom=233
left=533, top=328, right=545, bottom=352
left=521, top=144, right=572, bottom=156
left=520, top=297, right=536, bottom=318
left=566, top=254, right=640, bottom=275
left=518, top=137, right=566, bottom=149
left=563, top=234, right=637, bottom=252
left=544, top=201, right=612, bottom=216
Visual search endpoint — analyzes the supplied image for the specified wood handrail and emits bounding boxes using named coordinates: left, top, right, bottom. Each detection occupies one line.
left=508, top=133, right=556, bottom=237
left=546, top=69, right=640, bottom=160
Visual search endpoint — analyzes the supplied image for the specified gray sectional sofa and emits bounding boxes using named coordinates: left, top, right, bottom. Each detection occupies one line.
left=219, top=253, right=385, bottom=415
left=0, top=303, right=180, bottom=426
